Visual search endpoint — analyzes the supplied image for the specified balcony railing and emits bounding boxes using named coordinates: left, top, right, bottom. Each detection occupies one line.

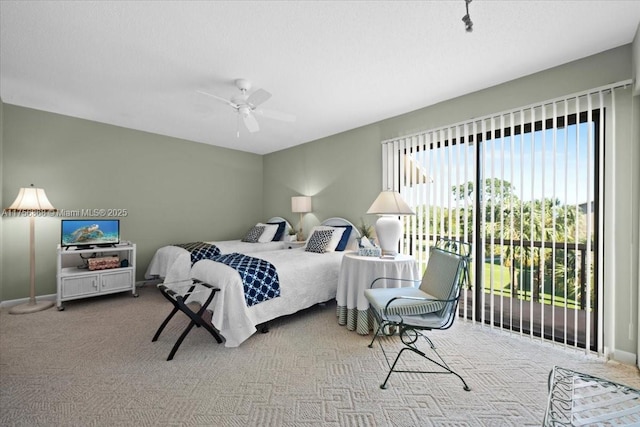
left=404, top=235, right=597, bottom=350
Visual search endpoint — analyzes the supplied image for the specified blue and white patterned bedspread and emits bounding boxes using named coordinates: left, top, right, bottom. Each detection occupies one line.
left=173, top=242, right=221, bottom=266
left=212, top=252, right=280, bottom=307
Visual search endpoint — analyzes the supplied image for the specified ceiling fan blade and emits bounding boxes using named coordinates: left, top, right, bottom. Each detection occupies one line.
left=196, top=90, right=238, bottom=108
left=242, top=111, right=260, bottom=133
left=246, top=88, right=271, bottom=107
left=256, top=108, right=296, bottom=122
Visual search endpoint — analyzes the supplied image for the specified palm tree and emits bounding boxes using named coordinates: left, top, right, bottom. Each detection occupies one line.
left=450, top=179, right=587, bottom=305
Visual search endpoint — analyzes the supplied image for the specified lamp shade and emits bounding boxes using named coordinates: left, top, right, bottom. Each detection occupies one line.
left=6, top=185, right=56, bottom=211
left=366, top=191, right=414, bottom=215
left=291, top=196, right=312, bottom=213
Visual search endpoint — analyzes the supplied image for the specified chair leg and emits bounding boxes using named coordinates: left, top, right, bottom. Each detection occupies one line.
left=380, top=347, right=411, bottom=389
left=415, top=346, right=471, bottom=391
left=378, top=339, right=471, bottom=391
left=368, top=321, right=384, bottom=348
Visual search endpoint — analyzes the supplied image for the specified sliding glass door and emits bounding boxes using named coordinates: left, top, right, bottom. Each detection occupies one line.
left=383, top=87, right=621, bottom=353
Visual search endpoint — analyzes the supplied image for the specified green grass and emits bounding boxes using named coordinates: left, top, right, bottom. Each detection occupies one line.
left=476, top=262, right=582, bottom=309
left=414, top=250, right=584, bottom=309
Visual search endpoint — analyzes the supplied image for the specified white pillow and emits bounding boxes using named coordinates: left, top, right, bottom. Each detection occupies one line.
left=257, top=223, right=279, bottom=243
left=305, top=226, right=345, bottom=252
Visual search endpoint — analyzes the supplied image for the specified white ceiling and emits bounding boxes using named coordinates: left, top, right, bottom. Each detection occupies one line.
left=1, top=1, right=639, bottom=155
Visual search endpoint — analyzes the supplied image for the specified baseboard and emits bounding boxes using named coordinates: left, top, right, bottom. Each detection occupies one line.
left=0, top=293, right=56, bottom=309
left=613, top=348, right=638, bottom=366
left=137, top=279, right=161, bottom=287
left=1, top=280, right=161, bottom=309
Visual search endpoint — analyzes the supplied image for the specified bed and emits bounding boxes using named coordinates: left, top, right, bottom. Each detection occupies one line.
left=145, top=217, right=292, bottom=282
left=187, top=217, right=360, bottom=347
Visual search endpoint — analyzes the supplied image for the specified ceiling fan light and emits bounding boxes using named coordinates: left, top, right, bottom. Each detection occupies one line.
left=239, top=106, right=251, bottom=118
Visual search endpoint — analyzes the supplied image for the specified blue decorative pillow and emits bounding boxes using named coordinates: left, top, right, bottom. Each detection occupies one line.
left=267, top=221, right=286, bottom=241
left=334, top=225, right=353, bottom=251
left=305, top=229, right=334, bottom=253
left=242, top=225, right=265, bottom=243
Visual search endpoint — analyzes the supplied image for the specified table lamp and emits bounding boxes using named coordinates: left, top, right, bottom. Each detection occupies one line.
left=291, top=196, right=312, bottom=241
left=5, top=184, right=57, bottom=314
left=366, top=190, right=414, bottom=256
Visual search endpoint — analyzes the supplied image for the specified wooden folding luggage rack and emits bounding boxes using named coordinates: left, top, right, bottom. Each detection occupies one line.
left=152, top=279, right=222, bottom=360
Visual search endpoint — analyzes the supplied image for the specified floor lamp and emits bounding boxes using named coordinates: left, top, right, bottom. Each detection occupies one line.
left=6, top=185, right=57, bottom=314
left=367, top=190, right=414, bottom=256
left=291, top=196, right=312, bottom=241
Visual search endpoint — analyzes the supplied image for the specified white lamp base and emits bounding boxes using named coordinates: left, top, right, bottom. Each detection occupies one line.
left=9, top=300, right=55, bottom=314
left=374, top=216, right=402, bottom=256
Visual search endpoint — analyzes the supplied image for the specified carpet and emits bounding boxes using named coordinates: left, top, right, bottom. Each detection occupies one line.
left=1, top=285, right=639, bottom=426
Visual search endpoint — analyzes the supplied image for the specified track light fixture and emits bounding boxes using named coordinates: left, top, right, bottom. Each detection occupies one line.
left=462, top=0, right=473, bottom=32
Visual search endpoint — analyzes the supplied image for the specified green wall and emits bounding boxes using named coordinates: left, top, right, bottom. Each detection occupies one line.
left=263, top=124, right=382, bottom=234
left=1, top=106, right=263, bottom=301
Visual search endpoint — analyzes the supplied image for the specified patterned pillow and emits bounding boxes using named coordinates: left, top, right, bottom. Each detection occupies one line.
left=305, top=229, right=335, bottom=253
left=242, top=225, right=265, bottom=243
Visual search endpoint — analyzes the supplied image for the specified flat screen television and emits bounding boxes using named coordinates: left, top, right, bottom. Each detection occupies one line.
left=61, top=219, right=120, bottom=248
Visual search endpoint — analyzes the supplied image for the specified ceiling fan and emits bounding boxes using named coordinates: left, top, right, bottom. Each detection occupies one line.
left=197, top=78, right=296, bottom=137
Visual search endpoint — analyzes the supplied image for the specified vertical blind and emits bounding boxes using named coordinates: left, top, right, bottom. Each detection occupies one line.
left=381, top=81, right=631, bottom=354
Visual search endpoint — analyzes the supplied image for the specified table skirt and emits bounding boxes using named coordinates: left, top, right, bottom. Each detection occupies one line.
left=337, top=305, right=372, bottom=335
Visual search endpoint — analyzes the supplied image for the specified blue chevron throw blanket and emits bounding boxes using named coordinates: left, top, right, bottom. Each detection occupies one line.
left=212, top=252, right=280, bottom=307
left=173, top=242, right=221, bottom=266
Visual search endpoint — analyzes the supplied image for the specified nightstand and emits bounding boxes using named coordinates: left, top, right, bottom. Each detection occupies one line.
left=284, top=241, right=306, bottom=249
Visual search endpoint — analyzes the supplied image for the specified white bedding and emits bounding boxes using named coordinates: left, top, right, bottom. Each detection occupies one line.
left=145, top=217, right=292, bottom=281
left=144, top=240, right=285, bottom=282
left=190, top=248, right=345, bottom=347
